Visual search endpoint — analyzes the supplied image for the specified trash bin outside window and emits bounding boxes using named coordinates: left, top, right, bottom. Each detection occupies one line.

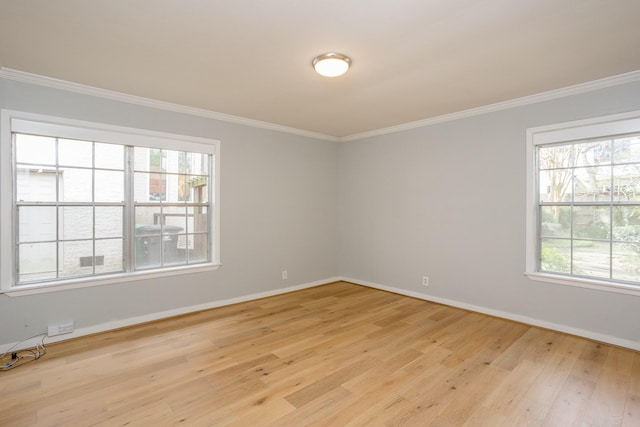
left=135, top=225, right=184, bottom=269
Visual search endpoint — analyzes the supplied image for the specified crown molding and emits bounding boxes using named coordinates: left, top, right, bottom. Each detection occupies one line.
left=0, top=67, right=339, bottom=142
left=2, top=67, right=640, bottom=143
left=341, top=69, right=640, bottom=142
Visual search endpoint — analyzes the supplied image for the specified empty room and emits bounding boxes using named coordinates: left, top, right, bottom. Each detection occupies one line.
left=1, top=1, right=640, bottom=425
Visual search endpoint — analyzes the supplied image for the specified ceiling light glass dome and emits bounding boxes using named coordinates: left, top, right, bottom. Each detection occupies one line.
left=312, top=53, right=351, bottom=77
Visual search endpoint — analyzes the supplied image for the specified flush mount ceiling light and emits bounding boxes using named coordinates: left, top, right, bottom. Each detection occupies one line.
left=312, top=52, right=351, bottom=77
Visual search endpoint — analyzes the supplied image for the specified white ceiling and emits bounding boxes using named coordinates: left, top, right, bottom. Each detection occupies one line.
left=1, top=0, right=640, bottom=138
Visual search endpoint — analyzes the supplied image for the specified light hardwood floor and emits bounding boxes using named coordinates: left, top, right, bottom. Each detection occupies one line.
left=1, top=281, right=639, bottom=426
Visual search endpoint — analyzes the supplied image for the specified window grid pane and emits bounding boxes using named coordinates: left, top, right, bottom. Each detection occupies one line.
left=537, top=136, right=640, bottom=285
left=14, top=133, right=212, bottom=285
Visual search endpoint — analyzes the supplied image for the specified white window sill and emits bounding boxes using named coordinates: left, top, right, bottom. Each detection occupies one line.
left=525, top=272, right=640, bottom=297
left=1, top=263, right=221, bottom=297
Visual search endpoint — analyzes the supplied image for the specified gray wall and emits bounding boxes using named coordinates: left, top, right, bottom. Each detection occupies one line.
left=339, top=81, right=640, bottom=347
left=3, top=75, right=640, bottom=350
left=0, top=78, right=340, bottom=344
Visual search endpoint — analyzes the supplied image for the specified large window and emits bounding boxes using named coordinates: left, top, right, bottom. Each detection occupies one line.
left=526, top=111, right=640, bottom=294
left=1, top=110, right=220, bottom=294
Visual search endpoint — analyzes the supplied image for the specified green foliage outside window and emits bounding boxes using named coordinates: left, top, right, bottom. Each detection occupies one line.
left=540, top=243, right=570, bottom=273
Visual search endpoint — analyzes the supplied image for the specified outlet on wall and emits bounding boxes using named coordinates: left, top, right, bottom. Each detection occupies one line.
left=282, top=270, right=288, bottom=280
left=48, top=321, right=74, bottom=337
left=422, top=276, right=429, bottom=286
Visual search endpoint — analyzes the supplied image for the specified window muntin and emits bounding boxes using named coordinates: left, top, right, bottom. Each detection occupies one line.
left=538, top=136, right=640, bottom=283
left=132, top=147, right=210, bottom=271
left=14, top=133, right=126, bottom=284
left=528, top=112, right=640, bottom=292
left=1, top=110, right=219, bottom=292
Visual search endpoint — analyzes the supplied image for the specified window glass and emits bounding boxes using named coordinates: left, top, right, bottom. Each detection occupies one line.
left=60, top=168, right=92, bottom=202
left=614, top=136, right=640, bottom=164
left=535, top=134, right=640, bottom=286
left=18, top=206, right=56, bottom=242
left=15, top=134, right=56, bottom=165
left=60, top=206, right=93, bottom=240
left=3, top=113, right=217, bottom=290
left=95, top=238, right=124, bottom=274
left=573, top=166, right=611, bottom=202
left=95, top=142, right=124, bottom=170
left=95, top=170, right=124, bottom=202
left=18, top=242, right=57, bottom=282
left=95, top=207, right=123, bottom=239
left=59, top=139, right=92, bottom=167
left=60, top=240, right=93, bottom=278
left=613, top=165, right=640, bottom=202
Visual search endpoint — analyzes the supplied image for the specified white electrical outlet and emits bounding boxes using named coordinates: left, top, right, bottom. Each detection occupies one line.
left=48, top=321, right=74, bottom=337
left=422, top=276, right=429, bottom=286
left=282, top=270, right=288, bottom=280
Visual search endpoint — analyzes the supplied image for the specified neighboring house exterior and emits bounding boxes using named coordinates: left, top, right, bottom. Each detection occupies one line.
left=16, top=135, right=209, bottom=283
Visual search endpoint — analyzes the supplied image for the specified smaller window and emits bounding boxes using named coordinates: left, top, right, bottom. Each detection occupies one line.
left=526, top=111, right=640, bottom=294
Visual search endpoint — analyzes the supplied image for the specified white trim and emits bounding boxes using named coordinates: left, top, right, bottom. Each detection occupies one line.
left=0, top=68, right=338, bottom=142
left=0, top=277, right=341, bottom=353
left=1, top=264, right=221, bottom=297
left=340, top=277, right=640, bottom=352
left=525, top=272, right=640, bottom=297
left=213, top=142, right=221, bottom=268
left=8, top=110, right=218, bottom=153
left=0, top=109, right=221, bottom=292
left=529, top=110, right=640, bottom=145
left=0, top=110, right=14, bottom=290
left=2, top=67, right=640, bottom=142
left=341, top=70, right=640, bottom=141
left=525, top=125, right=538, bottom=276
left=525, top=109, right=640, bottom=291
left=3, top=275, right=638, bottom=354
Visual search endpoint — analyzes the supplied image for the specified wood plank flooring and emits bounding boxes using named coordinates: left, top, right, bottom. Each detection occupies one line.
left=1, top=281, right=639, bottom=426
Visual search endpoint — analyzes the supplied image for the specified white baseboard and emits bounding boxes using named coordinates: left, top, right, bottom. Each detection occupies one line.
left=4, top=275, right=638, bottom=354
left=339, top=276, right=640, bottom=352
left=1, top=277, right=341, bottom=353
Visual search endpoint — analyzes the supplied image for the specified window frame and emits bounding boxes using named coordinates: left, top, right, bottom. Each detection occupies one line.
left=1, top=109, right=221, bottom=296
left=525, top=110, right=640, bottom=296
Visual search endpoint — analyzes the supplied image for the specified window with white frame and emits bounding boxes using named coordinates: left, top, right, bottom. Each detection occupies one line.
left=1, top=110, right=220, bottom=293
left=526, top=111, right=640, bottom=293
